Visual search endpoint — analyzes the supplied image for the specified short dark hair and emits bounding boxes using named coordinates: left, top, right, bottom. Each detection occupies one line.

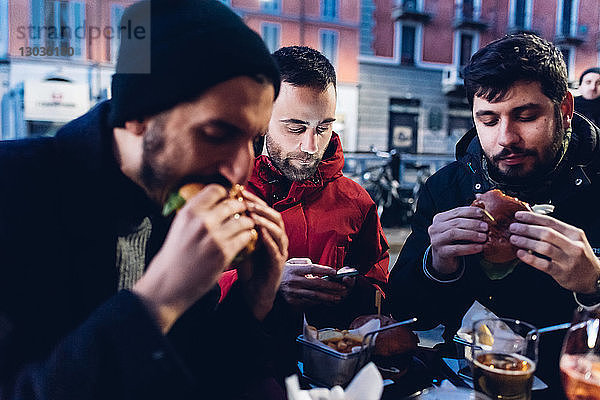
left=272, top=46, right=336, bottom=91
left=463, top=33, right=568, bottom=108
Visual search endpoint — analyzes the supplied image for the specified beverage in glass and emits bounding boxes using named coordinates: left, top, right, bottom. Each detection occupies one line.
left=560, top=310, right=600, bottom=400
left=472, top=318, right=538, bottom=400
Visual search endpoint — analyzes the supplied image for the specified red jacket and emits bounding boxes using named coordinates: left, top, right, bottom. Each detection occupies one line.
left=220, top=133, right=389, bottom=301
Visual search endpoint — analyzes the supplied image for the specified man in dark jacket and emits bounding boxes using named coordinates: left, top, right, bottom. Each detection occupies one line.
left=221, top=46, right=389, bottom=378
left=574, top=67, right=600, bottom=127
left=389, top=33, right=600, bottom=396
left=0, top=1, right=288, bottom=399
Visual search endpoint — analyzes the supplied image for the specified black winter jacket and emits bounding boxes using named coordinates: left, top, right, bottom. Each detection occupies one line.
left=388, top=113, right=600, bottom=396
left=0, top=101, right=276, bottom=400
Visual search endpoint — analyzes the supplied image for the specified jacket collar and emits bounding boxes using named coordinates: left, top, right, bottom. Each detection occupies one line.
left=54, top=100, right=160, bottom=220
left=455, top=112, right=600, bottom=204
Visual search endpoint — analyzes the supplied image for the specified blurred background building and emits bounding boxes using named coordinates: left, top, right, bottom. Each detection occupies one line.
left=359, top=0, right=600, bottom=154
left=1, top=0, right=135, bottom=139
left=224, top=0, right=362, bottom=151
left=0, top=0, right=599, bottom=154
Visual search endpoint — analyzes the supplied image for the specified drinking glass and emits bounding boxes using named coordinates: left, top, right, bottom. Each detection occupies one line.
left=560, top=308, right=600, bottom=400
left=471, top=318, right=538, bottom=400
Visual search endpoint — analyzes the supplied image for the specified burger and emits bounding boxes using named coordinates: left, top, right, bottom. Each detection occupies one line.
left=471, top=189, right=532, bottom=263
left=162, top=183, right=258, bottom=264
left=349, top=315, right=418, bottom=357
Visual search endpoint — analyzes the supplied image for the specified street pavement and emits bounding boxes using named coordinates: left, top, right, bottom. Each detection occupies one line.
left=382, top=226, right=411, bottom=271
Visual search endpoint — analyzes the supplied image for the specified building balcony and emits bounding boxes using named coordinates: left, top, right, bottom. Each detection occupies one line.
left=555, top=26, right=588, bottom=46
left=392, top=0, right=432, bottom=23
left=442, top=65, right=464, bottom=95
left=453, top=5, right=489, bottom=31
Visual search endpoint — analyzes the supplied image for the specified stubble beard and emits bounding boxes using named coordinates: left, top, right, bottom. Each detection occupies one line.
left=485, top=108, right=565, bottom=185
left=265, top=134, right=321, bottom=181
left=139, top=119, right=175, bottom=202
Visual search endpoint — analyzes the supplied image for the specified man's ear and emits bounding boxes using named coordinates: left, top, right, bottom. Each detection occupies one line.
left=123, top=120, right=148, bottom=137
left=560, top=91, right=575, bottom=130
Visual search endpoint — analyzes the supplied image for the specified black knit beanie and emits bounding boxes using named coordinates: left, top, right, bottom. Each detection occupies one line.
left=108, top=0, right=281, bottom=128
left=579, top=67, right=600, bottom=86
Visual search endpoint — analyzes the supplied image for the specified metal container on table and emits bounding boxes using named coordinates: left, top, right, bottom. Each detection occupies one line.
left=296, top=328, right=375, bottom=387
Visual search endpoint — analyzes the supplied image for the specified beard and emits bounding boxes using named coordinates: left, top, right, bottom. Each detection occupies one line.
left=265, top=134, right=323, bottom=181
left=485, top=108, right=566, bottom=186
left=138, top=116, right=179, bottom=203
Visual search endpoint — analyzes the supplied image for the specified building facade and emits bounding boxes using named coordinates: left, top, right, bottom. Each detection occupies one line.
left=359, top=0, right=600, bottom=154
left=1, top=0, right=134, bottom=139
left=1, top=0, right=362, bottom=150
left=227, top=0, right=362, bottom=151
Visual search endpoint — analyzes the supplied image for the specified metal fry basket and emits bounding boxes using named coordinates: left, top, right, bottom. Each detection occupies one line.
left=297, top=328, right=377, bottom=387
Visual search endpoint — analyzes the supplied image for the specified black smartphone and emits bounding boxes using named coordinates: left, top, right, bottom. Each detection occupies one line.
left=323, top=267, right=359, bottom=282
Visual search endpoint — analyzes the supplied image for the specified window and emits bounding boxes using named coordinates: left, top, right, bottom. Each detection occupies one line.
left=459, top=32, right=474, bottom=68
left=30, top=0, right=44, bottom=48
left=322, top=0, right=337, bottom=20
left=514, top=0, right=526, bottom=27
left=402, top=0, right=418, bottom=11
left=461, top=0, right=474, bottom=19
left=44, top=1, right=86, bottom=58
left=261, top=23, right=280, bottom=53
left=110, top=4, right=125, bottom=63
left=320, top=29, right=338, bottom=66
left=457, top=0, right=481, bottom=20
left=260, top=0, right=280, bottom=14
left=400, top=25, right=416, bottom=65
left=0, top=0, right=8, bottom=58
left=510, top=0, right=532, bottom=30
left=557, top=0, right=578, bottom=37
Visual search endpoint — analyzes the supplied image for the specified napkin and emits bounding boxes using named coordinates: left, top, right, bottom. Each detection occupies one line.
left=457, top=302, right=525, bottom=354
left=286, top=362, right=383, bottom=400
left=415, top=324, right=445, bottom=348
left=456, top=301, right=498, bottom=341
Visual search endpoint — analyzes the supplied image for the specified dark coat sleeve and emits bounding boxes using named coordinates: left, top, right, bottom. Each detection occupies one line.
left=0, top=137, right=277, bottom=399
left=2, top=287, right=276, bottom=400
left=3, top=291, right=197, bottom=400
left=167, top=282, right=277, bottom=391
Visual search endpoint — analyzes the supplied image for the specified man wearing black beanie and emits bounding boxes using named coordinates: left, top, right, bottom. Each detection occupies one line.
left=575, top=67, right=600, bottom=127
left=0, top=1, right=288, bottom=399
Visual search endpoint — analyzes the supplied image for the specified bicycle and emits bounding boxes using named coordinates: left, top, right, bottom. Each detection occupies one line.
left=359, top=149, right=414, bottom=227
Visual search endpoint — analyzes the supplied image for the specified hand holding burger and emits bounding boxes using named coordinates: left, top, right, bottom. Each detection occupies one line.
left=133, top=183, right=265, bottom=333
left=164, top=182, right=288, bottom=320
left=471, top=189, right=532, bottom=263
left=163, top=183, right=258, bottom=265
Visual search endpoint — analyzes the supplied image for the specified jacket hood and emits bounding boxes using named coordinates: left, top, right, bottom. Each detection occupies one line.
left=250, top=132, right=344, bottom=207
left=254, top=131, right=344, bottom=185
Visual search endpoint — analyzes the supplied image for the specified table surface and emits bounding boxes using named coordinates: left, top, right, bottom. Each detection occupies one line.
left=301, top=346, right=566, bottom=399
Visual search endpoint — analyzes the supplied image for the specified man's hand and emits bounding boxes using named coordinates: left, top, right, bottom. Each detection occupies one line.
left=132, top=184, right=257, bottom=334
left=235, top=190, right=287, bottom=321
left=428, top=206, right=489, bottom=275
left=279, top=258, right=352, bottom=308
left=509, top=211, right=600, bottom=294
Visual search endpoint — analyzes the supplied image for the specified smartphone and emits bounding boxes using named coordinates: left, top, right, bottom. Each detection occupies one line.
left=323, top=267, right=359, bottom=282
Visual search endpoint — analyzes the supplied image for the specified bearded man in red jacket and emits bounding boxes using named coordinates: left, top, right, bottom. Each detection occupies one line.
left=221, top=46, right=389, bottom=377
